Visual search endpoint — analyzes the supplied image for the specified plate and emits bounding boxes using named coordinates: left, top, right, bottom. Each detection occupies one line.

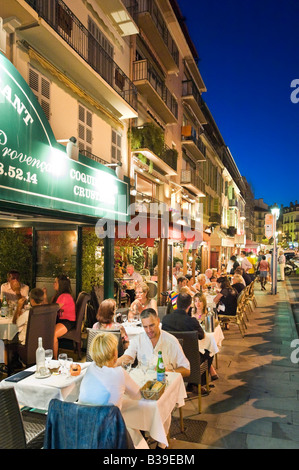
left=35, top=371, right=51, bottom=379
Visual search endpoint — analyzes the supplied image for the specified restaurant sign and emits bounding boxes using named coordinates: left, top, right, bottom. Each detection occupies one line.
left=0, top=52, right=128, bottom=221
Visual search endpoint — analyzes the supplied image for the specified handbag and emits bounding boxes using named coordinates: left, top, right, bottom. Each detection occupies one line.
left=255, top=262, right=260, bottom=276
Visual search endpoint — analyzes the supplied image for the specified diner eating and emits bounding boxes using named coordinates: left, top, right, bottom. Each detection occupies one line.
left=128, top=282, right=157, bottom=321
left=93, top=298, right=129, bottom=350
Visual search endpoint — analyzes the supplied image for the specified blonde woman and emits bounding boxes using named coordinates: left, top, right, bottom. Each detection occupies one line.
left=128, top=282, right=157, bottom=321
left=78, top=332, right=140, bottom=408
left=231, top=274, right=246, bottom=294
left=194, top=274, right=207, bottom=292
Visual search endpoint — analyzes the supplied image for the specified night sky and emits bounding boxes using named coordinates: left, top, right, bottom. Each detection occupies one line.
left=179, top=0, right=299, bottom=208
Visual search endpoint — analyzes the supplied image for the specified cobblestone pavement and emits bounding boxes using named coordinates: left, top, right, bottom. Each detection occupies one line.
left=171, top=279, right=299, bottom=449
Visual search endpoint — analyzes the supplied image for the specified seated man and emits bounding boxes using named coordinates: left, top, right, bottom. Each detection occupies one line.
left=123, top=264, right=143, bottom=304
left=1, top=270, right=29, bottom=302
left=162, top=293, right=218, bottom=394
left=116, top=308, right=190, bottom=377
left=116, top=308, right=190, bottom=449
left=12, top=287, right=45, bottom=346
left=1, top=288, right=46, bottom=373
left=168, top=275, right=187, bottom=312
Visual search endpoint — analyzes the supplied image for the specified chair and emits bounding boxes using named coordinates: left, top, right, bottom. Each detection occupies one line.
left=167, top=330, right=210, bottom=413
left=246, top=280, right=257, bottom=310
left=16, top=303, right=60, bottom=369
left=140, top=269, right=151, bottom=280
left=114, top=280, right=130, bottom=308
left=0, top=388, right=46, bottom=449
left=43, top=399, right=134, bottom=449
left=218, top=290, right=246, bottom=338
left=157, top=306, right=167, bottom=321
left=86, top=327, right=124, bottom=360
left=145, top=280, right=158, bottom=299
left=59, top=291, right=91, bottom=360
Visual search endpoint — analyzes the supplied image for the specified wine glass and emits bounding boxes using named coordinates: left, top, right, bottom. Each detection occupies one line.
left=58, top=353, right=67, bottom=374
left=45, top=349, right=53, bottom=369
left=122, top=360, right=132, bottom=374
left=121, top=313, right=128, bottom=323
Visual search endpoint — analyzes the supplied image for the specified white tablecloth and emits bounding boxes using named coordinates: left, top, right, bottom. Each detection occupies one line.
left=122, top=368, right=186, bottom=447
left=198, top=324, right=225, bottom=356
left=0, top=317, right=18, bottom=340
left=0, top=361, right=90, bottom=410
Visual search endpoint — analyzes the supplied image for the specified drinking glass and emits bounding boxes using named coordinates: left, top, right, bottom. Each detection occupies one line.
left=45, top=349, right=53, bottom=369
left=121, top=313, right=128, bottom=323
left=58, top=353, right=67, bottom=374
left=122, top=360, right=132, bottom=374
left=65, top=357, right=73, bottom=377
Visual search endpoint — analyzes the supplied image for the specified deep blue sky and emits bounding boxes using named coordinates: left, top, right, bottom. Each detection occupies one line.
left=179, top=0, right=299, bottom=208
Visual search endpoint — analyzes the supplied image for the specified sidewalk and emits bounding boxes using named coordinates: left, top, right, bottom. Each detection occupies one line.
left=171, top=280, right=299, bottom=449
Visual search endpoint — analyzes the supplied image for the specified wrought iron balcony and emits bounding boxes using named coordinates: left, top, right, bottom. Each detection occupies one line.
left=24, top=0, right=137, bottom=112
left=181, top=125, right=206, bottom=161
left=133, top=59, right=178, bottom=123
left=135, top=0, right=179, bottom=72
left=182, top=80, right=207, bottom=124
left=180, top=170, right=205, bottom=197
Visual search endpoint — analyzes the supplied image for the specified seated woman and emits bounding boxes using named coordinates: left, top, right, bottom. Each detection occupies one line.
left=185, top=274, right=197, bottom=295
left=231, top=274, right=246, bottom=294
left=214, top=276, right=238, bottom=318
left=78, top=332, right=145, bottom=448
left=192, top=292, right=208, bottom=322
left=194, top=274, right=207, bottom=292
left=128, top=282, right=157, bottom=321
left=44, top=275, right=76, bottom=360
left=93, top=298, right=129, bottom=350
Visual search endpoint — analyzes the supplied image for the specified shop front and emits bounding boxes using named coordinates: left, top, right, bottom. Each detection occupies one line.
left=0, top=52, right=129, bottom=298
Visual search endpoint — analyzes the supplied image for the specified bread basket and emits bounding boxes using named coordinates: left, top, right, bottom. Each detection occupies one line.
left=140, top=380, right=166, bottom=400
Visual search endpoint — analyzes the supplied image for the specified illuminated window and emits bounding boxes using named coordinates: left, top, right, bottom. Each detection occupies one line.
left=111, top=129, right=122, bottom=164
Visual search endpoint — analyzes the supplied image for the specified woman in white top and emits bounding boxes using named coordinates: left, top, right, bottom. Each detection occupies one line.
left=128, top=282, right=157, bottom=321
left=79, top=332, right=140, bottom=409
left=78, top=332, right=147, bottom=448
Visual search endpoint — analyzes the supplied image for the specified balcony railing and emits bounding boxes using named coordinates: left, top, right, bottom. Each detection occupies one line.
left=25, top=0, right=137, bottom=111
left=181, top=170, right=205, bottom=194
left=80, top=149, right=110, bottom=167
left=182, top=80, right=204, bottom=109
left=133, top=59, right=178, bottom=118
left=136, top=0, right=179, bottom=67
left=181, top=126, right=206, bottom=158
left=229, top=199, right=239, bottom=208
left=131, top=125, right=177, bottom=172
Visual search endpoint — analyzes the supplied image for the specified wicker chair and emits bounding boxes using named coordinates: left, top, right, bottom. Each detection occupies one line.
left=167, top=330, right=210, bottom=413
left=0, top=388, right=46, bottom=449
left=246, top=280, right=257, bottom=310
left=218, top=290, right=246, bottom=337
left=86, top=328, right=124, bottom=360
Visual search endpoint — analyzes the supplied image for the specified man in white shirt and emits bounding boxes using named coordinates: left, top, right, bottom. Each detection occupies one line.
left=116, top=308, right=190, bottom=377
left=0, top=270, right=29, bottom=302
left=123, top=264, right=143, bottom=304
left=240, top=251, right=253, bottom=273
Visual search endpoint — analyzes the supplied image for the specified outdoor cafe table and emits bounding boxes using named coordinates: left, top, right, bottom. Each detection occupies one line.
left=0, top=361, right=90, bottom=410
left=122, top=368, right=187, bottom=448
left=0, top=316, right=19, bottom=363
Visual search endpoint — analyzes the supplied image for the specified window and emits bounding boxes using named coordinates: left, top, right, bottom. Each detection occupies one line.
left=78, top=104, right=92, bottom=154
left=28, top=66, right=50, bottom=121
left=111, top=129, right=122, bottom=164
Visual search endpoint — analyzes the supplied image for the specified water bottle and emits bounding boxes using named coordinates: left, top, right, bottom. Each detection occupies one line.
left=204, top=307, right=215, bottom=333
left=36, top=337, right=45, bottom=374
left=156, top=351, right=165, bottom=382
left=1, top=295, right=8, bottom=317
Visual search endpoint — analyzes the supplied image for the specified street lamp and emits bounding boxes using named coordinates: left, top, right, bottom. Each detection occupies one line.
left=271, top=203, right=280, bottom=295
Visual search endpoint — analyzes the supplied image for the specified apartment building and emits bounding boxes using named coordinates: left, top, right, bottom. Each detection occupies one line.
left=0, top=0, right=139, bottom=297
left=254, top=198, right=269, bottom=243
left=282, top=201, right=299, bottom=246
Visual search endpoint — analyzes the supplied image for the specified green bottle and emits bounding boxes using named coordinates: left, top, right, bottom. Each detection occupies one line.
left=156, top=351, right=165, bottom=382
